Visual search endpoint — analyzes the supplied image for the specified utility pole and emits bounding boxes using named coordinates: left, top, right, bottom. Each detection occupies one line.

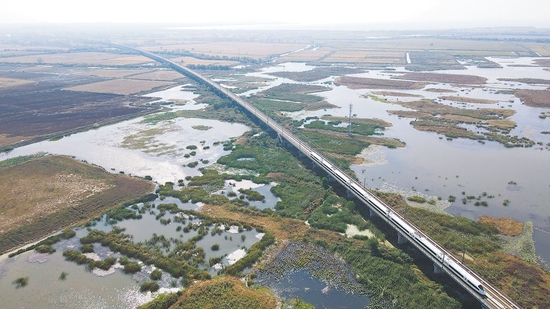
left=348, top=103, right=353, bottom=136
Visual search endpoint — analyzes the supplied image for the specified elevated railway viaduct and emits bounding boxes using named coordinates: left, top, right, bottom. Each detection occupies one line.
left=112, top=44, right=522, bottom=309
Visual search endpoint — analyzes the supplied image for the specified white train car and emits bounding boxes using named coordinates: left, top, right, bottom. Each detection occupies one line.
left=444, top=257, right=487, bottom=297
left=389, top=212, right=416, bottom=236
left=417, top=236, right=443, bottom=261
left=333, top=169, right=350, bottom=185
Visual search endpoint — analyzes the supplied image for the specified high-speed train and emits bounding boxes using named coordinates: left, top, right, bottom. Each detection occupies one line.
left=310, top=151, right=487, bottom=297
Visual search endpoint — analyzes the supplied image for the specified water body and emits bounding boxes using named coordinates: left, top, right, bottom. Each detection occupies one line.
left=0, top=195, right=263, bottom=308
left=253, top=60, right=550, bottom=264
left=0, top=85, right=251, bottom=184
left=0, top=240, right=149, bottom=309
left=219, top=179, right=280, bottom=210
left=268, top=269, right=370, bottom=309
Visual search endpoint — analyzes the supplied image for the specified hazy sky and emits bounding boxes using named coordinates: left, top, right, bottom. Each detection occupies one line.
left=1, top=0, right=549, bottom=29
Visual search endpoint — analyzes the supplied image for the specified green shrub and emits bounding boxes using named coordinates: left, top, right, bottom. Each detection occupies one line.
left=150, top=269, right=162, bottom=281
left=140, top=281, right=160, bottom=293
left=123, top=262, right=142, bottom=274
left=407, top=196, right=426, bottom=203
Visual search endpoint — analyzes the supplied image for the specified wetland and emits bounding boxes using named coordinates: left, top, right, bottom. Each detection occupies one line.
left=1, top=28, right=550, bottom=309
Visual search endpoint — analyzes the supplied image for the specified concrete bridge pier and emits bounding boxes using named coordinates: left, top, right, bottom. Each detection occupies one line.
left=276, top=133, right=285, bottom=146
left=397, top=232, right=408, bottom=244
left=368, top=208, right=378, bottom=218
left=433, top=263, right=444, bottom=276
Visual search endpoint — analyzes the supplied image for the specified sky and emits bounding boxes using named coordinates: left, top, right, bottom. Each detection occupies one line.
left=1, top=0, right=549, bottom=29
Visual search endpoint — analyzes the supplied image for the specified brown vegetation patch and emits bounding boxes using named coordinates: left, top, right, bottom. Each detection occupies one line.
left=77, top=68, right=152, bottom=78
left=0, top=87, right=157, bottom=148
left=321, top=116, right=392, bottom=128
left=474, top=251, right=550, bottom=309
left=372, top=91, right=423, bottom=97
left=411, top=120, right=483, bottom=140
left=335, top=76, right=426, bottom=90
left=324, top=50, right=404, bottom=64
left=0, top=77, right=35, bottom=89
left=406, top=51, right=464, bottom=71
left=0, top=52, right=153, bottom=66
left=0, top=164, right=111, bottom=233
left=171, top=276, right=277, bottom=309
left=127, top=69, right=186, bottom=81
left=389, top=110, right=433, bottom=118
left=304, top=128, right=405, bottom=148
left=269, top=67, right=364, bottom=82
left=304, top=101, right=338, bottom=111
left=393, top=73, right=487, bottom=84
left=0, top=156, right=154, bottom=253
left=389, top=99, right=515, bottom=119
left=498, top=78, right=550, bottom=85
left=144, top=42, right=304, bottom=59
left=424, top=88, right=457, bottom=93
left=202, top=204, right=309, bottom=241
left=278, top=47, right=333, bottom=62
left=0, top=133, right=25, bottom=147
left=515, top=89, right=550, bottom=108
left=440, top=96, right=498, bottom=104
left=534, top=59, right=550, bottom=67
left=440, top=114, right=481, bottom=123
left=65, top=79, right=174, bottom=95
left=485, top=119, right=517, bottom=130
left=169, top=56, right=240, bottom=67
left=478, top=216, right=523, bottom=236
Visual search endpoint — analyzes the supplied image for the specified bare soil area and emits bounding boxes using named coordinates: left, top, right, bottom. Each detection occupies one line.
left=0, top=155, right=154, bottom=254
left=515, top=89, right=550, bottom=108
left=393, top=72, right=487, bottom=84
left=335, top=76, right=426, bottom=90
left=0, top=77, right=35, bottom=89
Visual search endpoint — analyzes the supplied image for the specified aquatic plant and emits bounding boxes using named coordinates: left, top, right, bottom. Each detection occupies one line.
left=13, top=276, right=29, bottom=288
left=59, top=271, right=68, bottom=280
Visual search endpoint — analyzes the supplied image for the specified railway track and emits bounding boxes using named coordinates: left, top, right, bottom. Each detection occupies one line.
left=114, top=45, right=523, bottom=309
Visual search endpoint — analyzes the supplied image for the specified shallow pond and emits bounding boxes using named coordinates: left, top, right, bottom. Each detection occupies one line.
left=113, top=202, right=262, bottom=273
left=0, top=193, right=263, bottom=308
left=0, top=239, right=151, bottom=309
left=267, top=269, right=370, bottom=309
left=219, top=179, right=280, bottom=210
